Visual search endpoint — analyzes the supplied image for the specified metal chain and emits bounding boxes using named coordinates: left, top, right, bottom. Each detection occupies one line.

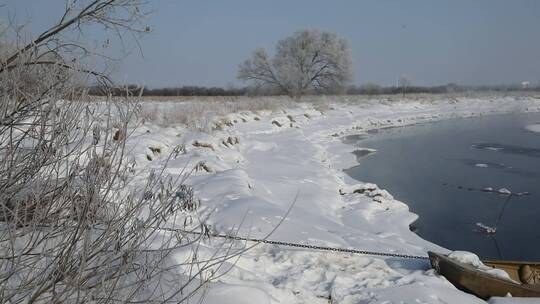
left=157, top=227, right=429, bottom=260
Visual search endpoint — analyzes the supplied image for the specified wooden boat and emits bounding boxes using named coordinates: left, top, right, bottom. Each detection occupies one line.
left=428, top=251, right=540, bottom=299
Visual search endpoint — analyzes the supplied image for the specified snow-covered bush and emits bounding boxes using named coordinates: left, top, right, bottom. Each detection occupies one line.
left=0, top=1, right=236, bottom=302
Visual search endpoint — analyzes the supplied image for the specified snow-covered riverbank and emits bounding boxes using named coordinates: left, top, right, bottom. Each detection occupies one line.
left=128, top=96, right=540, bottom=303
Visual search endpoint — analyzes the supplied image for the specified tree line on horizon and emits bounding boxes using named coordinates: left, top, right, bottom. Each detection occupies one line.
left=87, top=82, right=540, bottom=97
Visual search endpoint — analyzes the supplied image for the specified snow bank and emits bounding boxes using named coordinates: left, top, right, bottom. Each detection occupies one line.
left=126, top=96, right=540, bottom=304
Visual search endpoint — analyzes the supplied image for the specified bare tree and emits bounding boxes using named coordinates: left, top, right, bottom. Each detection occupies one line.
left=238, top=29, right=353, bottom=97
left=0, top=1, right=240, bottom=303
left=397, top=75, right=412, bottom=97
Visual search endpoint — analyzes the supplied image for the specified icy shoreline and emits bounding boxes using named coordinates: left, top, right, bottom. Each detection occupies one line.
left=129, top=96, right=540, bottom=303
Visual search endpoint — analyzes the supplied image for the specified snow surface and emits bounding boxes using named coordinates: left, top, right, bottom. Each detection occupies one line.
left=447, top=251, right=514, bottom=282
left=126, top=96, right=540, bottom=303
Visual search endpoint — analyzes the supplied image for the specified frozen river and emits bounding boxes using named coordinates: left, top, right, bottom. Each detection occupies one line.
left=345, top=112, right=540, bottom=261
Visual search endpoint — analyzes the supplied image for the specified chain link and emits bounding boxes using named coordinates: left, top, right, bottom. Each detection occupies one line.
left=157, top=227, right=429, bottom=260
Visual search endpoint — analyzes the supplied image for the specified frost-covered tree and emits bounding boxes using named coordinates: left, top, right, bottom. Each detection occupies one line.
left=398, top=75, right=412, bottom=96
left=238, top=29, right=353, bottom=97
left=0, top=1, right=239, bottom=303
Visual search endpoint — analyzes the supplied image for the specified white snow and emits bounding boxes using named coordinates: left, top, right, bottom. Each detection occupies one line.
left=525, top=124, right=540, bottom=133
left=447, top=251, right=516, bottom=282
left=126, top=96, right=540, bottom=303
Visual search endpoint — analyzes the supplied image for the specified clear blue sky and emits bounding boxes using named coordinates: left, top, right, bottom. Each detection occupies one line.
left=3, top=0, right=540, bottom=88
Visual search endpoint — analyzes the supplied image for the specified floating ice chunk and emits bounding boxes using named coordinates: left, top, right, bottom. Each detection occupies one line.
left=448, top=251, right=515, bottom=282
left=497, top=188, right=512, bottom=195
left=476, top=222, right=497, bottom=234
left=525, top=124, right=540, bottom=133
left=482, top=187, right=494, bottom=192
left=475, top=163, right=488, bottom=168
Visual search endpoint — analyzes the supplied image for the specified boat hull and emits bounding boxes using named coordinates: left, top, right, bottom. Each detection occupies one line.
left=428, top=251, right=540, bottom=299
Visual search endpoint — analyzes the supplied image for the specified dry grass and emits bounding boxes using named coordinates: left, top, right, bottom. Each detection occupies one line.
left=117, top=91, right=539, bottom=132
left=136, top=96, right=296, bottom=131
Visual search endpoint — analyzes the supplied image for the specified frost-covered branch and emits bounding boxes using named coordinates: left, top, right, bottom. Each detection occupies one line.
left=0, top=1, right=239, bottom=303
